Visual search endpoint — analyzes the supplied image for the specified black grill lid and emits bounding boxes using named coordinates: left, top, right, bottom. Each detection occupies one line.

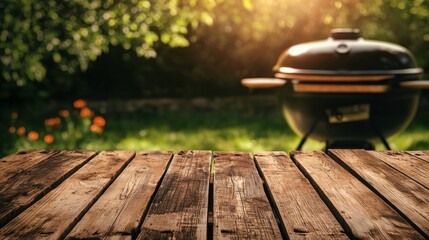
left=273, top=29, right=423, bottom=79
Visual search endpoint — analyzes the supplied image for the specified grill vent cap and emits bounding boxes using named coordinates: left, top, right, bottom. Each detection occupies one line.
left=331, top=28, right=361, bottom=40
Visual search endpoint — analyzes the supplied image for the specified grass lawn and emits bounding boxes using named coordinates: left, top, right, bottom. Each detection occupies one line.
left=2, top=103, right=429, bottom=157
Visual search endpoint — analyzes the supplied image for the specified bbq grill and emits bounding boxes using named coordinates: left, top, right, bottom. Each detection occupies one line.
left=242, top=28, right=429, bottom=150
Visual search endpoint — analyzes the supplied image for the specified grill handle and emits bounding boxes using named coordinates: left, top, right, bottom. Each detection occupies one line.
left=400, top=80, right=429, bottom=90
left=241, top=78, right=286, bottom=89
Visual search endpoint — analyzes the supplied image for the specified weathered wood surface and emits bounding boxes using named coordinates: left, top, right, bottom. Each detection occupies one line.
left=407, top=151, right=429, bottom=163
left=67, top=151, right=172, bottom=240
left=0, top=150, right=97, bottom=227
left=0, top=149, right=60, bottom=183
left=1, top=149, right=428, bottom=239
left=137, top=150, right=211, bottom=240
left=213, top=152, right=282, bottom=239
left=254, top=151, right=347, bottom=239
left=292, top=151, right=423, bottom=239
left=330, top=149, right=429, bottom=238
left=0, top=151, right=134, bottom=239
left=369, top=150, right=429, bottom=189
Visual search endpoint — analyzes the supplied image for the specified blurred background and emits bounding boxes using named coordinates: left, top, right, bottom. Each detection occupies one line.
left=1, top=0, right=429, bottom=156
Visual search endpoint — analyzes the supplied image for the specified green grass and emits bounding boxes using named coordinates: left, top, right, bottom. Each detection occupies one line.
left=2, top=108, right=429, bottom=157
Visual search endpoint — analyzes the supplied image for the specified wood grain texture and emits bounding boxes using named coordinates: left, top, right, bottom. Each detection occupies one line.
left=407, top=151, right=429, bottom=163
left=0, top=149, right=60, bottom=183
left=330, top=149, right=429, bottom=237
left=66, top=151, right=173, bottom=239
left=213, top=152, right=282, bottom=239
left=137, top=150, right=211, bottom=240
left=0, top=151, right=134, bottom=239
left=292, top=151, right=423, bottom=240
left=0, top=150, right=96, bottom=227
left=254, top=151, right=347, bottom=239
left=368, top=150, right=429, bottom=189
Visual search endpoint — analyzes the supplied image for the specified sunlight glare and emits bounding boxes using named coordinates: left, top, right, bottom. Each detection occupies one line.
left=289, top=45, right=310, bottom=56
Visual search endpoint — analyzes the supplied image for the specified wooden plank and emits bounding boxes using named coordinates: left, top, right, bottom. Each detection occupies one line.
left=0, top=150, right=97, bottom=227
left=213, top=152, right=282, bottom=239
left=137, top=150, right=211, bottom=240
left=407, top=151, right=429, bottom=163
left=254, top=151, right=347, bottom=239
left=368, top=151, right=429, bottom=189
left=292, top=151, right=423, bottom=239
left=66, top=151, right=173, bottom=239
left=330, top=149, right=429, bottom=237
left=0, top=149, right=60, bottom=183
left=0, top=150, right=135, bottom=239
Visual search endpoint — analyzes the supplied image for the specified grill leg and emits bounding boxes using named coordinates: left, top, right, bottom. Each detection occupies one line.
left=378, top=133, right=391, bottom=150
left=371, top=121, right=392, bottom=150
left=296, top=136, right=308, bottom=151
left=295, top=119, right=320, bottom=151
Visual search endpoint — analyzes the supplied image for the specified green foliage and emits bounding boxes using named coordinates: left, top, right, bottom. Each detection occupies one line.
left=0, top=0, right=217, bottom=85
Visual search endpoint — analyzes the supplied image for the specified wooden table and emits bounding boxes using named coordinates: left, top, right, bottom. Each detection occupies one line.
left=0, top=150, right=428, bottom=239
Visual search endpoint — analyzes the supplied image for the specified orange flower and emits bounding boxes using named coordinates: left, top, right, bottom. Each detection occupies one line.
left=73, top=99, right=87, bottom=108
left=45, top=117, right=61, bottom=127
left=44, top=134, right=54, bottom=144
left=93, top=116, right=106, bottom=127
left=28, top=131, right=39, bottom=141
left=90, top=124, right=98, bottom=132
left=90, top=124, right=103, bottom=134
left=16, top=127, right=26, bottom=136
left=59, top=110, right=70, bottom=118
left=80, top=107, right=93, bottom=118
left=9, top=126, right=16, bottom=134
left=11, top=112, right=18, bottom=119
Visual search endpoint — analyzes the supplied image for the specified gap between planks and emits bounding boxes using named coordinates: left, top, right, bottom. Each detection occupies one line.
left=207, top=163, right=215, bottom=240
left=252, top=152, right=289, bottom=240
left=406, top=151, right=429, bottom=163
